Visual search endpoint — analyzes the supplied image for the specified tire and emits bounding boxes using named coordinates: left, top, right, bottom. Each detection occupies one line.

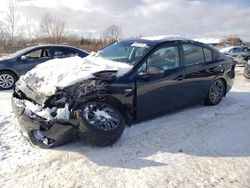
left=205, top=79, right=225, bottom=106
left=76, top=101, right=125, bottom=147
left=0, top=71, right=17, bottom=90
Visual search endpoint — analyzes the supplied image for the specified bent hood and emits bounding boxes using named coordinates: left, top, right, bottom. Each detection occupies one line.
left=17, top=56, right=132, bottom=96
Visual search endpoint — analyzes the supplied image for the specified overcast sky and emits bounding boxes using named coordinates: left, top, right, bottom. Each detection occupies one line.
left=0, top=0, right=250, bottom=40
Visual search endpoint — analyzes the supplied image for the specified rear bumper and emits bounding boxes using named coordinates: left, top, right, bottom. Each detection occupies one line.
left=12, top=95, right=79, bottom=148
left=244, top=65, right=250, bottom=79
left=224, top=65, right=235, bottom=94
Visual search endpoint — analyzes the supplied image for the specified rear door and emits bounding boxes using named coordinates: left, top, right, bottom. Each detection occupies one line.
left=181, top=43, right=222, bottom=104
left=135, top=43, right=185, bottom=120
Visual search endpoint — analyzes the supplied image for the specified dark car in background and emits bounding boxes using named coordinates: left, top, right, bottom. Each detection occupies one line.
left=0, top=44, right=88, bottom=90
left=12, top=36, right=235, bottom=148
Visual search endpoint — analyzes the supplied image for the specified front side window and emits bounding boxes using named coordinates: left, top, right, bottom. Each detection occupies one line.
left=25, top=48, right=51, bottom=60
left=54, top=48, right=76, bottom=58
left=138, top=46, right=180, bottom=75
left=183, top=44, right=204, bottom=66
left=26, top=49, right=42, bottom=59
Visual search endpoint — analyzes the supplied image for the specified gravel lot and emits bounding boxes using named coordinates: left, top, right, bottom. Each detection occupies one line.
left=0, top=67, right=250, bottom=188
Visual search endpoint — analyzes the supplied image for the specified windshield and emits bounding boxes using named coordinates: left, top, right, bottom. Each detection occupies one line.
left=98, top=41, right=152, bottom=65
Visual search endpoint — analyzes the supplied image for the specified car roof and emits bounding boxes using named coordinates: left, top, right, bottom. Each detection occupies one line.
left=122, top=35, right=197, bottom=45
left=29, top=44, right=79, bottom=49
left=22, top=44, right=88, bottom=54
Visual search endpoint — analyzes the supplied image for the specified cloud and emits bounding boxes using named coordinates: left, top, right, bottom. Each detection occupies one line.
left=1, top=0, right=250, bottom=40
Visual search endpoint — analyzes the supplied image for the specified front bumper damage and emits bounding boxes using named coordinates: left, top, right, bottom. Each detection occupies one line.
left=12, top=95, right=79, bottom=148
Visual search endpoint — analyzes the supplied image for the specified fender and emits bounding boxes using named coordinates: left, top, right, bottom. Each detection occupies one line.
left=72, top=94, right=133, bottom=126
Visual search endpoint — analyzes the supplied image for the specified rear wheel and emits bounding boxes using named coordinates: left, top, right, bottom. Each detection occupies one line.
left=205, top=79, right=225, bottom=106
left=0, top=71, right=17, bottom=90
left=77, top=101, right=125, bottom=146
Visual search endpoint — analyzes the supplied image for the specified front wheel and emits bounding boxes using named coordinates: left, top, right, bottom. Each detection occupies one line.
left=77, top=101, right=125, bottom=146
left=205, top=79, right=225, bottom=106
left=0, top=71, right=17, bottom=90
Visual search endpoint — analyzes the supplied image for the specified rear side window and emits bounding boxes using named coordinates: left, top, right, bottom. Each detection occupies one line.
left=203, top=48, right=212, bottom=62
left=54, top=47, right=76, bottom=58
left=183, top=44, right=204, bottom=66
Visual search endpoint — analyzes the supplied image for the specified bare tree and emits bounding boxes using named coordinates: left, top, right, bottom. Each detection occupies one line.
left=6, top=0, right=20, bottom=40
left=24, top=19, right=39, bottom=39
left=0, top=22, right=7, bottom=46
left=103, top=24, right=122, bottom=41
left=39, top=13, right=66, bottom=43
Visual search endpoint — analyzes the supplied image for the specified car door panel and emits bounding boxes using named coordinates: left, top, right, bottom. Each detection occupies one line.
left=184, top=63, right=214, bottom=103
left=182, top=44, right=224, bottom=104
left=136, top=67, right=186, bottom=120
left=135, top=43, right=185, bottom=120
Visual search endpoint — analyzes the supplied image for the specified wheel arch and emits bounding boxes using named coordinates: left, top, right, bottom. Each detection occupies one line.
left=72, top=95, right=132, bottom=125
left=0, top=69, right=19, bottom=79
left=213, top=76, right=227, bottom=96
left=218, top=77, right=227, bottom=96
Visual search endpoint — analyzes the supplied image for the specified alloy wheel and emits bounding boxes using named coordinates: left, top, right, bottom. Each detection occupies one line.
left=82, top=103, right=121, bottom=131
left=209, top=80, right=224, bottom=104
left=0, top=74, right=15, bottom=89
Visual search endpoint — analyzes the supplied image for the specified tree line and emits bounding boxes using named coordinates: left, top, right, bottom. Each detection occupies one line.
left=0, top=0, right=123, bottom=54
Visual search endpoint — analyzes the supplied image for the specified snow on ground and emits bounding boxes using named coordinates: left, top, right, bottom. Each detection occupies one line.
left=0, top=67, right=250, bottom=188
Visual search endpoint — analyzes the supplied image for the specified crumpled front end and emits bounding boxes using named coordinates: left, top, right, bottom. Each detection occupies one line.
left=12, top=75, right=113, bottom=148
left=12, top=87, right=80, bottom=148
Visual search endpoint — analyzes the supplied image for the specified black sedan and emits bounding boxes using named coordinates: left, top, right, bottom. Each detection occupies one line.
left=12, top=37, right=235, bottom=148
left=0, top=44, right=88, bottom=90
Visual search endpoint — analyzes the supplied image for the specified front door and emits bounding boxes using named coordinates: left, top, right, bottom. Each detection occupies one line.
left=16, top=47, right=52, bottom=75
left=135, top=44, right=185, bottom=120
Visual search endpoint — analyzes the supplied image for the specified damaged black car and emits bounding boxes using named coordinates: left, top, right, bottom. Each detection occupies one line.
left=12, top=36, right=235, bottom=148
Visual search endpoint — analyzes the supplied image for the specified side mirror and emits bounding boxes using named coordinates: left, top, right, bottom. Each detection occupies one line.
left=20, top=55, right=28, bottom=61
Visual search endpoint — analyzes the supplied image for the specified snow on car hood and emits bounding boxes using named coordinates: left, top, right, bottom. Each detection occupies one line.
left=18, top=56, right=132, bottom=96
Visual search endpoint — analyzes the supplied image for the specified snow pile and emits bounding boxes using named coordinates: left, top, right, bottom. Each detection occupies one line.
left=142, top=35, right=190, bottom=41
left=19, top=56, right=132, bottom=96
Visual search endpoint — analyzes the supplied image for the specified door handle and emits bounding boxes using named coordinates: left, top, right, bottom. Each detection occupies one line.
left=175, top=75, right=185, bottom=81
left=125, top=88, right=133, bottom=92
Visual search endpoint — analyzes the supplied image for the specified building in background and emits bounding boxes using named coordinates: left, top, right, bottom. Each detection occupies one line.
left=195, top=36, right=243, bottom=49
